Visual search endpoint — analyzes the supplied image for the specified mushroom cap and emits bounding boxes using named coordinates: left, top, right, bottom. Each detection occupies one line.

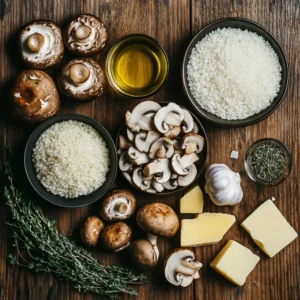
left=100, top=222, right=132, bottom=252
left=19, top=20, right=64, bottom=69
left=57, top=58, right=105, bottom=101
left=136, top=203, right=179, bottom=238
left=64, top=14, right=108, bottom=56
left=12, top=70, right=60, bottom=123
left=129, top=239, right=158, bottom=270
left=80, top=216, right=105, bottom=247
left=164, top=248, right=202, bottom=287
left=99, top=188, right=136, bottom=222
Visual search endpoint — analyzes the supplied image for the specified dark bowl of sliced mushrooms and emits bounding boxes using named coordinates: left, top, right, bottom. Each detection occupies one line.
left=116, top=101, right=208, bottom=195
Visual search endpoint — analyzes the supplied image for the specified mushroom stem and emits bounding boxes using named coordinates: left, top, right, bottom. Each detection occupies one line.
left=175, top=260, right=202, bottom=276
left=27, top=33, right=45, bottom=52
left=117, top=203, right=128, bottom=214
left=193, top=271, right=200, bottom=279
left=69, top=63, right=90, bottom=84
left=75, top=25, right=92, bottom=40
left=147, top=233, right=159, bottom=259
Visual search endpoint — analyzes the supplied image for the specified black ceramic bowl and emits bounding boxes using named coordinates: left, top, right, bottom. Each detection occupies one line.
left=24, top=114, right=118, bottom=208
left=116, top=102, right=208, bottom=195
left=182, top=17, right=288, bottom=127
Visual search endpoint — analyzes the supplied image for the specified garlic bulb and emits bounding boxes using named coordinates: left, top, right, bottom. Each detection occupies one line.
left=204, top=164, right=243, bottom=206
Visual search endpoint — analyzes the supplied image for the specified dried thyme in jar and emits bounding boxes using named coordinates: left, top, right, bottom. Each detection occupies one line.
left=248, top=143, right=286, bottom=182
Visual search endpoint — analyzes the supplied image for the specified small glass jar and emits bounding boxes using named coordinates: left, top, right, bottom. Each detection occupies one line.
left=244, top=138, right=292, bottom=186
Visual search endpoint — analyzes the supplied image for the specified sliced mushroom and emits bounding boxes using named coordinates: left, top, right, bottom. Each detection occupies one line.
left=136, top=203, right=179, bottom=259
left=57, top=58, right=105, bottom=101
left=151, top=181, right=165, bottom=192
left=99, top=189, right=136, bottom=222
left=135, top=131, right=161, bottom=152
left=181, top=133, right=205, bottom=154
left=128, top=146, right=150, bottom=165
left=129, top=239, right=158, bottom=270
left=12, top=70, right=60, bottom=123
left=178, top=164, right=197, bottom=187
left=64, top=14, right=108, bottom=56
left=123, top=172, right=133, bottom=184
left=154, top=102, right=184, bottom=134
left=126, top=101, right=161, bottom=132
left=192, top=122, right=199, bottom=133
left=163, top=178, right=179, bottom=190
left=164, top=126, right=181, bottom=139
left=181, top=109, right=194, bottom=133
left=19, top=20, right=64, bottom=69
left=164, top=248, right=202, bottom=287
left=100, top=222, right=132, bottom=252
left=132, top=167, right=151, bottom=190
left=148, top=137, right=174, bottom=159
left=172, top=153, right=199, bottom=175
left=126, top=128, right=135, bottom=142
left=118, top=135, right=132, bottom=149
left=119, top=151, right=133, bottom=172
left=143, top=158, right=171, bottom=184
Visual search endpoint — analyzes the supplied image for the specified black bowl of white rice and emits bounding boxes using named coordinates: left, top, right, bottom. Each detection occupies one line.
left=24, top=114, right=117, bottom=207
left=182, top=17, right=288, bottom=127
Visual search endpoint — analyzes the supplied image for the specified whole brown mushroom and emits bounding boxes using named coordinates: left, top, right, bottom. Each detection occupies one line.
left=57, top=58, right=105, bottom=101
left=100, top=189, right=136, bottom=222
left=12, top=70, right=60, bottom=123
left=64, top=14, right=108, bottom=56
left=19, top=20, right=64, bottom=69
left=101, top=222, right=132, bottom=252
left=136, top=203, right=179, bottom=258
left=80, top=216, right=105, bottom=247
left=129, top=239, right=158, bottom=270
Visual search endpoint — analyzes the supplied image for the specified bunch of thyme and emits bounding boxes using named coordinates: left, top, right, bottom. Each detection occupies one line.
left=3, top=147, right=146, bottom=299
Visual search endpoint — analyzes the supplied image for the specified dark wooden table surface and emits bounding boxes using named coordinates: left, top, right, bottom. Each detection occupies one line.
left=0, top=0, right=299, bottom=299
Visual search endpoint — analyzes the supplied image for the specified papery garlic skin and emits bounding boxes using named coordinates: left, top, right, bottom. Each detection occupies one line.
left=205, top=164, right=243, bottom=206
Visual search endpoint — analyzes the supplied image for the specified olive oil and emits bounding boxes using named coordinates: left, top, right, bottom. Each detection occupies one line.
left=106, top=35, right=168, bottom=98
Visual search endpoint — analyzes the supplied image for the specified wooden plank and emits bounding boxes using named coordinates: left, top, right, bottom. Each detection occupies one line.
left=191, top=1, right=300, bottom=300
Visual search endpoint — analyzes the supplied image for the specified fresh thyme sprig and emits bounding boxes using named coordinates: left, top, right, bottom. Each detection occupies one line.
left=4, top=146, right=146, bottom=299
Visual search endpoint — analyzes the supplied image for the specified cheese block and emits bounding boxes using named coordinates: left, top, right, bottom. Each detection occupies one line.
left=180, top=213, right=236, bottom=247
left=210, top=240, right=260, bottom=286
left=241, top=200, right=298, bottom=257
left=180, top=186, right=204, bottom=214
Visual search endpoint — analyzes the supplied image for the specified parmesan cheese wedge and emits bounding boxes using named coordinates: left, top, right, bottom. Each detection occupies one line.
left=180, top=213, right=236, bottom=247
left=210, top=240, right=260, bottom=286
left=241, top=200, right=298, bottom=257
left=180, top=186, right=204, bottom=214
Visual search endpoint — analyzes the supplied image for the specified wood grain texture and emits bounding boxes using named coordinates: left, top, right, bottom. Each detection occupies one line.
left=0, top=0, right=299, bottom=300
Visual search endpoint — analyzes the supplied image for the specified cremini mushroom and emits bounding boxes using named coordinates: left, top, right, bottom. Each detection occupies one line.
left=119, top=151, right=133, bottom=172
left=136, top=203, right=179, bottom=258
left=163, top=178, right=179, bottom=190
left=154, top=102, right=184, bottom=134
left=164, top=126, right=181, bottom=139
left=99, top=189, right=136, bottom=222
left=100, top=222, right=132, bottom=252
left=143, top=158, right=171, bottom=184
left=128, top=146, right=150, bottom=165
left=164, top=248, right=202, bottom=287
left=12, top=70, right=60, bottom=123
left=181, top=109, right=194, bottom=133
left=19, top=20, right=64, bottom=69
left=118, top=135, right=132, bottom=149
left=135, top=131, right=161, bottom=152
left=181, top=133, right=205, bottom=154
left=178, top=164, right=197, bottom=186
left=125, top=101, right=161, bottom=132
left=172, top=153, right=199, bottom=175
left=64, top=14, right=108, bottom=56
left=129, top=239, right=158, bottom=270
left=57, top=58, right=105, bottom=101
left=80, top=216, right=105, bottom=247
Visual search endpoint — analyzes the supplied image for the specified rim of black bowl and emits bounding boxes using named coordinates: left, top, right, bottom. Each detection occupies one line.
left=116, top=102, right=208, bottom=195
left=24, top=114, right=118, bottom=208
left=182, top=17, right=289, bottom=127
left=106, top=33, right=169, bottom=99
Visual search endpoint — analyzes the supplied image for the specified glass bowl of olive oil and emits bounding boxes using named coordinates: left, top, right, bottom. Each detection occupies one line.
left=106, top=34, right=169, bottom=98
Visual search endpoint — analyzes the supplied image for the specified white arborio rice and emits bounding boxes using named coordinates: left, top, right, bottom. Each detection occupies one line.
left=187, top=28, right=282, bottom=120
left=33, top=120, right=110, bottom=198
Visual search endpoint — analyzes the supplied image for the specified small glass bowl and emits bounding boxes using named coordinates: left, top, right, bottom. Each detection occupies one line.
left=106, top=34, right=169, bottom=98
left=244, top=138, right=292, bottom=186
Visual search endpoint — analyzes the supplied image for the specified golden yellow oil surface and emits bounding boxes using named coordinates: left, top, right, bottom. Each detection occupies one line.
left=107, top=37, right=168, bottom=97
